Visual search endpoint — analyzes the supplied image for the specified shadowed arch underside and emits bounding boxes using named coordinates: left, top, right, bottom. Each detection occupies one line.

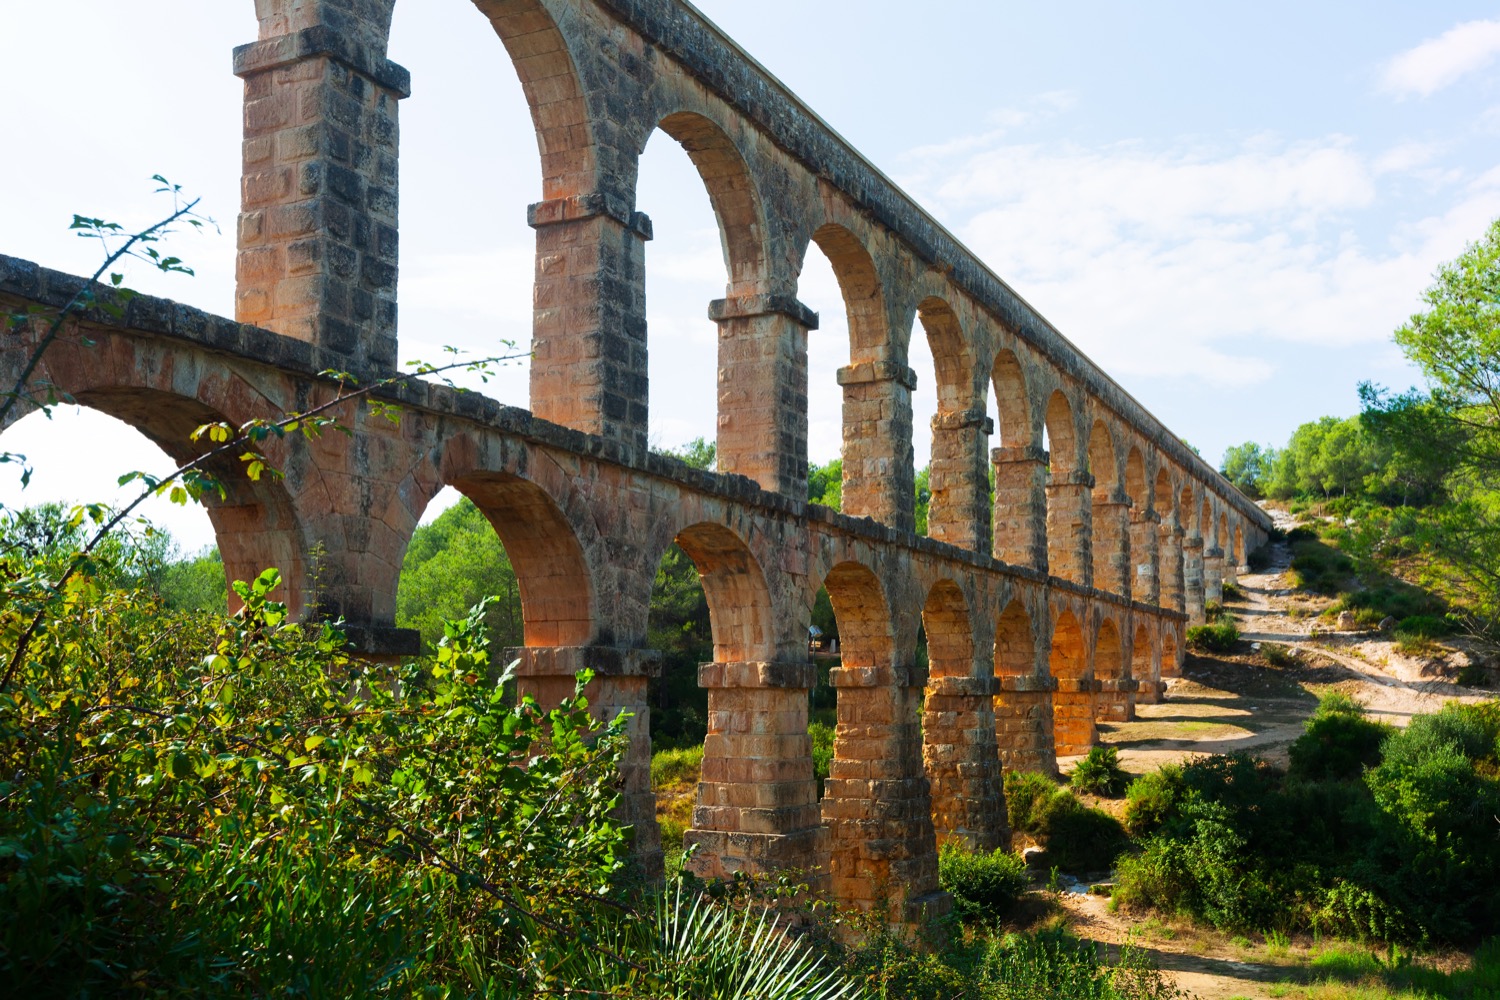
left=448, top=471, right=593, bottom=648
left=1050, top=609, right=1095, bottom=757
left=993, top=599, right=1052, bottom=772
left=1095, top=618, right=1131, bottom=724
left=819, top=561, right=940, bottom=916
left=1045, top=392, right=1091, bottom=585
left=922, top=581, right=1006, bottom=850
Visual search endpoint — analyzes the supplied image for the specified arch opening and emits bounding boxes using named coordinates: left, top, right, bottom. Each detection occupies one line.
left=1044, top=391, right=1077, bottom=474
left=1125, top=448, right=1146, bottom=507
left=0, top=400, right=243, bottom=612
left=445, top=470, right=594, bottom=648
left=642, top=522, right=771, bottom=876
left=1050, top=609, right=1095, bottom=758
left=1155, top=469, right=1175, bottom=523
left=992, top=349, right=1031, bottom=449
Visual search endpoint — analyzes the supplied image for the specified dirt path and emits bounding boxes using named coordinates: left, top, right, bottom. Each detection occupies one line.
left=1059, top=506, right=1493, bottom=999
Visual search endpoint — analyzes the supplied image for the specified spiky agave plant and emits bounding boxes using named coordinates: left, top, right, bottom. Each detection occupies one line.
left=580, top=880, right=866, bottom=999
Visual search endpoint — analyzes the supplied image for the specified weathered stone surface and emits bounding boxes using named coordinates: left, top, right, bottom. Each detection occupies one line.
left=0, top=0, right=1275, bottom=930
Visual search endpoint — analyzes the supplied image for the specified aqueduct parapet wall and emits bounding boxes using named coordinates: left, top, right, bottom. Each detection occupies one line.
left=1, top=0, right=1271, bottom=922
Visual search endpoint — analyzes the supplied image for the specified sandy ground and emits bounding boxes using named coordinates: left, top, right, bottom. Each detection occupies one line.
left=1050, top=507, right=1494, bottom=999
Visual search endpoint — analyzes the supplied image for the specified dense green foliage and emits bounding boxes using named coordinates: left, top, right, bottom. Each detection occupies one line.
left=1069, top=745, right=1130, bottom=797
left=1002, top=771, right=1129, bottom=873
left=396, top=498, right=523, bottom=651
left=843, top=926, right=1189, bottom=1000
left=937, top=842, right=1029, bottom=921
left=1185, top=619, right=1239, bottom=653
left=0, top=558, right=632, bottom=993
left=1222, top=216, right=1500, bottom=629
left=1288, top=693, right=1393, bottom=781
left=1122, top=765, right=1183, bottom=838
left=1115, top=700, right=1500, bottom=945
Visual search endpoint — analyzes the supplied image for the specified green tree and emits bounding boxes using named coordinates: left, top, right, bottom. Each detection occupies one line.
left=914, top=465, right=931, bottom=535
left=1220, top=441, right=1269, bottom=497
left=808, top=457, right=842, bottom=509
left=395, top=499, right=521, bottom=651
left=668, top=436, right=716, bottom=471
left=1363, top=216, right=1500, bottom=623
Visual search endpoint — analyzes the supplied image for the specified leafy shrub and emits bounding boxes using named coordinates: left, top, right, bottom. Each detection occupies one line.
left=1124, top=765, right=1184, bottom=837
left=1398, top=614, right=1452, bottom=638
left=1458, top=660, right=1493, bottom=688
left=1221, top=580, right=1246, bottom=601
left=1069, top=745, right=1129, bottom=797
left=0, top=573, right=643, bottom=994
left=1114, top=838, right=1195, bottom=916
left=1039, top=794, right=1130, bottom=873
left=1186, top=620, right=1239, bottom=653
left=1247, top=546, right=1273, bottom=572
left=1002, top=772, right=1127, bottom=871
left=938, top=842, right=1029, bottom=921
left=1004, top=770, right=1061, bottom=834
left=1288, top=693, right=1391, bottom=781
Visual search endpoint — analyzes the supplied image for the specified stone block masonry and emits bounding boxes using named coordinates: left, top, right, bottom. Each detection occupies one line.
left=0, top=0, right=1272, bottom=930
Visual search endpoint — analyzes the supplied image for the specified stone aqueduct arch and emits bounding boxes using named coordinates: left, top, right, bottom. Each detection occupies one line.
left=0, top=0, right=1271, bottom=921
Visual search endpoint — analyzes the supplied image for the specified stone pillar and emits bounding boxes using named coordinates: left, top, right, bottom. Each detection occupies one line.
left=712, top=295, right=817, bottom=499
left=1138, top=672, right=1167, bottom=705
left=1095, top=677, right=1135, bottom=723
left=837, top=359, right=916, bottom=532
left=923, top=675, right=1008, bottom=851
left=1159, top=525, right=1185, bottom=613
left=992, top=446, right=1049, bottom=571
left=927, top=409, right=993, bottom=553
left=1045, top=472, right=1094, bottom=587
left=994, top=675, right=1058, bottom=775
left=1130, top=510, right=1161, bottom=606
left=529, top=196, right=653, bottom=450
left=1090, top=493, right=1132, bottom=597
left=234, top=27, right=410, bottom=373
left=1052, top=676, right=1100, bottom=758
left=686, top=660, right=826, bottom=887
left=1183, top=537, right=1206, bottom=625
left=1204, top=548, right=1226, bottom=605
left=825, top=662, right=949, bottom=921
left=511, top=645, right=663, bottom=877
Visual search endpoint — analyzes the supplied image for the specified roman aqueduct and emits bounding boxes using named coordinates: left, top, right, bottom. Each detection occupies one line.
left=0, top=0, right=1271, bottom=920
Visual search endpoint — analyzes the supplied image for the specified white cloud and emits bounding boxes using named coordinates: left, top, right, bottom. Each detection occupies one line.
left=895, top=132, right=1500, bottom=387
left=1382, top=18, right=1500, bottom=98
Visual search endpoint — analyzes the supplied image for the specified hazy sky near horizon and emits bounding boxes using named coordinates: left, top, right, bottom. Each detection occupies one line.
left=3, top=2, right=1499, bottom=553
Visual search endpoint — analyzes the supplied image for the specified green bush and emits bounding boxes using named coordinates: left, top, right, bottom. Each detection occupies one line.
left=1186, top=620, right=1239, bottom=653
left=938, top=842, right=1029, bottom=921
left=1398, top=614, right=1452, bottom=638
left=1004, top=770, right=1060, bottom=834
left=1124, top=765, right=1183, bottom=837
left=1288, top=693, right=1392, bottom=781
left=1113, top=838, right=1195, bottom=916
left=1221, top=580, right=1246, bottom=601
left=1069, top=745, right=1129, bottom=798
left=1038, top=794, right=1130, bottom=873
left=0, top=572, right=642, bottom=994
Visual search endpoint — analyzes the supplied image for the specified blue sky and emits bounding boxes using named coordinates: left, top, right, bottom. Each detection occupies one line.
left=3, top=2, right=1499, bottom=552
